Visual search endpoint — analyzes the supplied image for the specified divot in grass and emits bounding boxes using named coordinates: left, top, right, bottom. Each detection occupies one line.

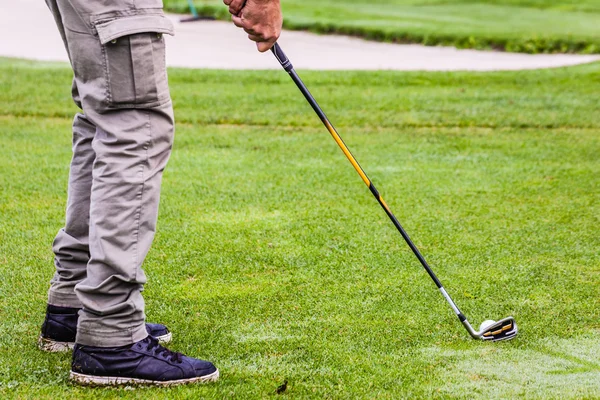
left=422, top=334, right=600, bottom=398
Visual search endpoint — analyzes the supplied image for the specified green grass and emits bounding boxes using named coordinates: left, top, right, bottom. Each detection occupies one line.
left=1, top=58, right=599, bottom=398
left=164, top=0, right=600, bottom=54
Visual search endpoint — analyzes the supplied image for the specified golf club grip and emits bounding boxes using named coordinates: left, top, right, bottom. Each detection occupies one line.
left=271, top=44, right=447, bottom=291
left=271, top=43, right=293, bottom=72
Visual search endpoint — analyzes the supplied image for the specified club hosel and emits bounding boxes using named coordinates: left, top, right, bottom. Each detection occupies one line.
left=271, top=43, right=293, bottom=72
left=461, top=319, right=480, bottom=338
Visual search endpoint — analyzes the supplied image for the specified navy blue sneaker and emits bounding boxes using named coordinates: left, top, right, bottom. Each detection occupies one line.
left=39, top=304, right=172, bottom=352
left=70, top=336, right=219, bottom=386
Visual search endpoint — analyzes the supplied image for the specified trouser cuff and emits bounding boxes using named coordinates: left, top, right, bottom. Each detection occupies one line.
left=76, top=323, right=148, bottom=347
left=47, top=289, right=83, bottom=309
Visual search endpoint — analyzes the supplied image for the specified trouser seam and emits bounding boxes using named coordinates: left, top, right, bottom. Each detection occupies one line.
left=132, top=110, right=152, bottom=278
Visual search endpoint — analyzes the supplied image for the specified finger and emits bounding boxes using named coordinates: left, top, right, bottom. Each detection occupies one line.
left=231, top=15, right=245, bottom=28
left=247, top=33, right=262, bottom=42
left=228, top=0, right=246, bottom=15
left=257, top=40, right=276, bottom=53
left=243, top=27, right=258, bottom=36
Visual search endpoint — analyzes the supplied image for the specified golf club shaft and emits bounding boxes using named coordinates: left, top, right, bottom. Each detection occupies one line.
left=271, top=43, right=469, bottom=325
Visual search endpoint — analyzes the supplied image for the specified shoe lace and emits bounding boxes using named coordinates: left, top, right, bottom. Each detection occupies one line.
left=146, top=337, right=183, bottom=364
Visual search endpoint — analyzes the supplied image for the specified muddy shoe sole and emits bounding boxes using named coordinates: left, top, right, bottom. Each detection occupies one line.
left=69, top=369, right=219, bottom=387
left=38, top=335, right=75, bottom=352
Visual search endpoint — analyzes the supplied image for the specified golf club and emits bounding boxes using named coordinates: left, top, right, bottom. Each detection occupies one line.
left=270, top=43, right=517, bottom=341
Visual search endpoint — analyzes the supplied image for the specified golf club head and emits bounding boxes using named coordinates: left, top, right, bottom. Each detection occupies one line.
left=462, top=316, right=517, bottom=341
left=478, top=317, right=518, bottom=341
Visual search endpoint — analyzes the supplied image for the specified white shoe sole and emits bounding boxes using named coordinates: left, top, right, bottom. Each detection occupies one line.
left=38, top=335, right=74, bottom=352
left=38, top=331, right=172, bottom=353
left=69, top=369, right=219, bottom=387
left=155, top=331, right=172, bottom=344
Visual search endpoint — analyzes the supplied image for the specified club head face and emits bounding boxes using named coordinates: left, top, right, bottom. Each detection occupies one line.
left=479, top=317, right=517, bottom=341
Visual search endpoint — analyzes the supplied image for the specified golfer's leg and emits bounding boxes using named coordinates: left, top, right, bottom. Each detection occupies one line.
left=43, top=0, right=93, bottom=308
left=50, top=0, right=175, bottom=347
left=75, top=103, right=174, bottom=346
left=48, top=107, right=95, bottom=308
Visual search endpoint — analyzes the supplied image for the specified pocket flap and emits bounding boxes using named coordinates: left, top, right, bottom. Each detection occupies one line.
left=95, top=14, right=175, bottom=45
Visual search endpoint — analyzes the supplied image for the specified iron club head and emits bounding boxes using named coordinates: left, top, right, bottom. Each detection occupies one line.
left=462, top=316, right=518, bottom=341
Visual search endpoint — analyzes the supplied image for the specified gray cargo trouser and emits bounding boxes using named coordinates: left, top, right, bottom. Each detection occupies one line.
left=45, top=0, right=175, bottom=347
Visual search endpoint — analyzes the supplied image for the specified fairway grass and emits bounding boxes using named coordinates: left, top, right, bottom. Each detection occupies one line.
left=0, top=59, right=599, bottom=398
left=164, top=0, right=600, bottom=54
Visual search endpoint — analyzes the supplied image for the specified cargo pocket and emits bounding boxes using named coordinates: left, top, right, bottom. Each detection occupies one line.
left=94, top=14, right=174, bottom=108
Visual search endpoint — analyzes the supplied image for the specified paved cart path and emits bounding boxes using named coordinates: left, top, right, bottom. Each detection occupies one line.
left=2, top=0, right=599, bottom=70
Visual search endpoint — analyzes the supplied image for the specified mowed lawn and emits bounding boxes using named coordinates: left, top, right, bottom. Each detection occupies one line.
left=0, top=58, right=599, bottom=398
left=165, top=0, right=600, bottom=53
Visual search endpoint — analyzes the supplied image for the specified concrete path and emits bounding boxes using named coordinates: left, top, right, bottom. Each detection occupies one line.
left=2, top=0, right=599, bottom=71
